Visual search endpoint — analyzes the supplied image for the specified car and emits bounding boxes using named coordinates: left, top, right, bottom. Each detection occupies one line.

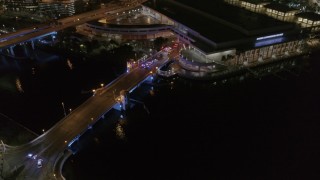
left=32, top=155, right=37, bottom=159
left=37, top=159, right=43, bottom=168
left=27, top=153, right=33, bottom=158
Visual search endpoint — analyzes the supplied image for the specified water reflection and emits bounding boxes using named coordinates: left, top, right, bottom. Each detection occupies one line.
left=31, top=67, right=36, bottom=75
left=149, top=89, right=155, bottom=96
left=15, top=78, right=24, bottom=93
left=67, top=59, right=73, bottom=70
left=115, top=123, right=126, bottom=140
left=0, top=74, right=18, bottom=93
left=93, top=137, right=100, bottom=144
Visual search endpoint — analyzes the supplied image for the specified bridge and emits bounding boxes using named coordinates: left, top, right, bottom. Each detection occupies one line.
left=1, top=49, right=169, bottom=179
left=0, top=0, right=147, bottom=56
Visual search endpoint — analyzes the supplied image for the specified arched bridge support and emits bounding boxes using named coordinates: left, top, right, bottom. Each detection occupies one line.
left=9, top=46, right=15, bottom=56
left=120, top=90, right=130, bottom=111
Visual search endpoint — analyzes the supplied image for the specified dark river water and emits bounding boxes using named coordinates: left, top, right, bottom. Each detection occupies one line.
left=1, top=49, right=320, bottom=180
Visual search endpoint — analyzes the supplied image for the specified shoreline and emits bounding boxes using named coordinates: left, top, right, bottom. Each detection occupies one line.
left=0, top=113, right=38, bottom=146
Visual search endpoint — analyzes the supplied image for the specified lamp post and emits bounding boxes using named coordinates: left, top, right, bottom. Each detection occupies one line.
left=61, top=102, right=66, bottom=117
left=113, top=89, right=117, bottom=100
left=1, top=140, right=5, bottom=153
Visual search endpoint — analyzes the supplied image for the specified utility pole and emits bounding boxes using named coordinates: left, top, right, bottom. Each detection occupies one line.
left=0, top=141, right=5, bottom=153
left=113, top=89, right=117, bottom=101
left=0, top=140, right=5, bottom=179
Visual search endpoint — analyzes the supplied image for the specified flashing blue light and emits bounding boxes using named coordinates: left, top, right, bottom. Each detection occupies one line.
left=68, top=135, right=80, bottom=147
left=256, top=33, right=283, bottom=41
left=68, top=139, right=76, bottom=147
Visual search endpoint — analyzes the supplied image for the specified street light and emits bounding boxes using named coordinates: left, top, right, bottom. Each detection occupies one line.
left=61, top=102, right=66, bottom=117
left=113, top=89, right=117, bottom=100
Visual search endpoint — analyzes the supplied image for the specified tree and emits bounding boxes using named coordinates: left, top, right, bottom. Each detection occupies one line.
left=74, top=0, right=87, bottom=14
left=153, top=37, right=168, bottom=51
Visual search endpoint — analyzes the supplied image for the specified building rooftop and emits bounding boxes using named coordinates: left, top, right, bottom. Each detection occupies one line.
left=107, top=13, right=161, bottom=25
left=264, top=3, right=298, bottom=13
left=173, top=0, right=294, bottom=32
left=88, top=12, right=167, bottom=29
left=296, top=12, right=320, bottom=21
left=242, top=0, right=271, bottom=5
left=143, top=0, right=298, bottom=53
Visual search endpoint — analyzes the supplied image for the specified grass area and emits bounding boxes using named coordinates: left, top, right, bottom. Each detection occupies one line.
left=0, top=114, right=37, bottom=146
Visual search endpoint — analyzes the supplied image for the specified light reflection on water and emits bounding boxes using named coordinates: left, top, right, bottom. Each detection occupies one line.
left=67, top=59, right=73, bottom=70
left=115, top=123, right=126, bottom=140
left=15, top=78, right=24, bottom=93
left=0, top=74, right=18, bottom=93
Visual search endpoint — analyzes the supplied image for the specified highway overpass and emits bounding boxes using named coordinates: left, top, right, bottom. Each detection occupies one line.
left=0, top=0, right=147, bottom=50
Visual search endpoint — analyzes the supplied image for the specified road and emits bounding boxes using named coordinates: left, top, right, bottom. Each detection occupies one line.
left=0, top=0, right=147, bottom=49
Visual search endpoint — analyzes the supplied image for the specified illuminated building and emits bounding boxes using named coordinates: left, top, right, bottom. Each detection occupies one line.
left=224, top=0, right=240, bottom=6
left=3, top=0, right=38, bottom=11
left=224, top=1, right=320, bottom=32
left=264, top=3, right=299, bottom=22
left=296, top=12, right=320, bottom=32
left=39, top=0, right=75, bottom=18
left=239, top=0, right=270, bottom=13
